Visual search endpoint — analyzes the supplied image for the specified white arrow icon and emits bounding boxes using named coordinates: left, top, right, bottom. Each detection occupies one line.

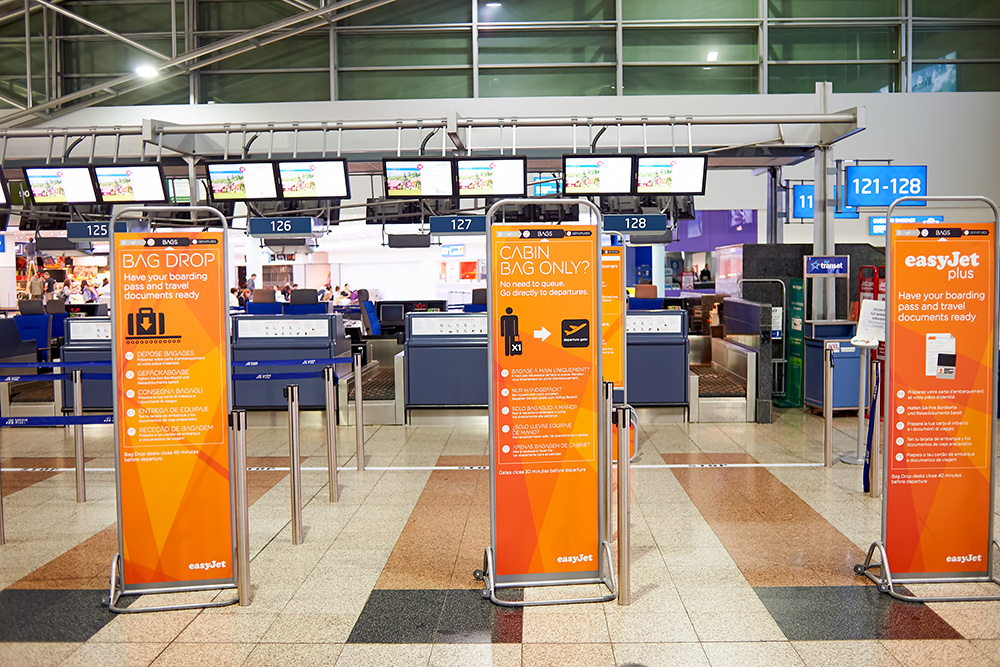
left=534, top=327, right=551, bottom=342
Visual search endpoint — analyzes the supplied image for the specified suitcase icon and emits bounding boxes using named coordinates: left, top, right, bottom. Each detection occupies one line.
left=128, top=307, right=164, bottom=336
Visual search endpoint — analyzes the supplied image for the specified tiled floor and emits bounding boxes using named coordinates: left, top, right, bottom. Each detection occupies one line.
left=2, top=409, right=1000, bottom=666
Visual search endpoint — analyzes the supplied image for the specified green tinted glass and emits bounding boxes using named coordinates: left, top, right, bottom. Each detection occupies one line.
left=914, top=0, right=1000, bottom=18
left=63, top=76, right=189, bottom=106
left=339, top=70, right=472, bottom=100
left=479, top=30, right=615, bottom=65
left=914, top=27, right=1000, bottom=59
left=342, top=0, right=471, bottom=25
left=203, top=72, right=330, bottom=103
left=623, top=28, right=757, bottom=62
left=63, top=40, right=175, bottom=74
left=479, top=0, right=614, bottom=23
left=198, top=1, right=301, bottom=31
left=66, top=2, right=175, bottom=34
left=623, top=65, right=758, bottom=94
left=769, top=0, right=898, bottom=17
left=201, top=37, right=328, bottom=71
left=339, top=33, right=471, bottom=67
left=480, top=66, right=615, bottom=96
left=768, top=63, right=899, bottom=93
left=623, top=0, right=756, bottom=20
left=769, top=27, right=899, bottom=61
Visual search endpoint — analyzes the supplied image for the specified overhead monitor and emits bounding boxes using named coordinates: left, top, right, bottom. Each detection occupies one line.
left=383, top=159, right=455, bottom=198
left=93, top=164, right=168, bottom=203
left=562, top=155, right=634, bottom=196
left=456, top=157, right=527, bottom=197
left=23, top=166, right=98, bottom=204
left=206, top=161, right=279, bottom=201
left=277, top=159, right=350, bottom=199
left=636, top=155, right=708, bottom=195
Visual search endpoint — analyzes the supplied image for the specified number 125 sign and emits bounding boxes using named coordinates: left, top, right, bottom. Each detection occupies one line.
left=844, top=165, right=927, bottom=208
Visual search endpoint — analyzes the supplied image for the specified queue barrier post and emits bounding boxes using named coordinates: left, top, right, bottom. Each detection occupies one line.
left=353, top=352, right=365, bottom=471
left=616, top=406, right=632, bottom=606
left=602, top=381, right=614, bottom=545
left=284, top=384, right=304, bottom=545
left=869, top=356, right=882, bottom=499
left=323, top=366, right=339, bottom=502
left=824, top=347, right=835, bottom=467
left=232, top=410, right=252, bottom=605
left=72, top=369, right=86, bottom=503
left=0, top=449, right=5, bottom=546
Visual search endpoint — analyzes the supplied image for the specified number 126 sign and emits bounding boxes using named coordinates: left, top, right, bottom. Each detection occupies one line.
left=844, top=165, right=927, bottom=208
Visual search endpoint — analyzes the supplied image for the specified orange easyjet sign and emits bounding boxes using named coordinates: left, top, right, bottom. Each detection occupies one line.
left=601, top=246, right=624, bottom=388
left=113, top=231, right=234, bottom=589
left=490, top=224, right=600, bottom=579
left=886, top=221, right=995, bottom=578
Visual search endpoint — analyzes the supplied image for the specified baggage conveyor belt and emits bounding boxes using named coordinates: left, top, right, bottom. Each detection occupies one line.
left=347, top=366, right=396, bottom=402
left=691, top=364, right=745, bottom=398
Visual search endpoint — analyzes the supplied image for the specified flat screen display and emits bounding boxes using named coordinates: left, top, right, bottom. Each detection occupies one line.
left=278, top=160, right=350, bottom=199
left=636, top=155, right=707, bottom=195
left=24, top=167, right=98, bottom=204
left=93, top=165, right=167, bottom=203
left=563, top=156, right=634, bottom=195
left=206, top=162, right=279, bottom=201
left=456, top=157, right=526, bottom=197
left=383, top=159, right=455, bottom=198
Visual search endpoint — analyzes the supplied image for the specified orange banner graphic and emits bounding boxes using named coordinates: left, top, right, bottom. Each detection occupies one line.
left=113, top=231, right=233, bottom=588
left=886, top=221, right=995, bottom=578
left=601, top=246, right=624, bottom=388
left=490, top=224, right=600, bottom=579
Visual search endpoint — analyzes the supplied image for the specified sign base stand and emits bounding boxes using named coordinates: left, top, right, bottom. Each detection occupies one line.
left=856, top=540, right=1000, bottom=603
left=105, top=553, right=239, bottom=614
left=474, top=542, right=618, bottom=607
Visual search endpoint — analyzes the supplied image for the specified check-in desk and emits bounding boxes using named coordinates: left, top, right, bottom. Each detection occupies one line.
left=404, top=312, right=487, bottom=423
left=803, top=320, right=862, bottom=411
left=231, top=314, right=351, bottom=410
left=626, top=310, right=690, bottom=413
left=61, top=316, right=113, bottom=411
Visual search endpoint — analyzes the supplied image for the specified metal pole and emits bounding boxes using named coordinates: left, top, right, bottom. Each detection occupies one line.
left=232, top=410, right=252, bottom=605
left=72, top=369, right=86, bottom=503
left=842, top=347, right=867, bottom=466
left=616, top=406, right=630, bottom=606
left=286, top=385, right=303, bottom=545
left=824, top=347, right=834, bottom=467
left=0, top=443, right=5, bottom=545
left=869, top=358, right=882, bottom=499
left=602, top=381, right=613, bottom=545
left=23, top=0, right=32, bottom=109
left=353, top=351, right=364, bottom=471
left=324, top=366, right=339, bottom=502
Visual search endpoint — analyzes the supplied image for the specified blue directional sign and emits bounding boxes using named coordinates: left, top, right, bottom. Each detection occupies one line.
left=804, top=255, right=850, bottom=276
left=792, top=184, right=859, bottom=220
left=428, top=215, right=486, bottom=236
left=66, top=220, right=126, bottom=241
left=845, top=165, right=927, bottom=207
left=248, top=217, right=321, bottom=238
left=604, top=214, right=669, bottom=235
left=869, top=215, right=944, bottom=236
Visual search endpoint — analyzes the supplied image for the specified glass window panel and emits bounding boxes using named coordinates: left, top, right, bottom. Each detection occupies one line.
left=623, top=28, right=757, bottom=63
left=65, top=3, right=174, bottom=35
left=769, top=0, right=898, bottom=18
left=199, top=1, right=300, bottom=31
left=339, top=33, right=471, bottom=68
left=201, top=37, right=329, bottom=70
left=914, top=27, right=1000, bottom=60
left=479, top=0, right=614, bottom=23
left=623, top=0, right=756, bottom=20
left=63, top=40, right=175, bottom=75
left=479, top=30, right=615, bottom=65
left=202, top=72, right=330, bottom=103
left=769, top=27, right=899, bottom=61
left=342, top=0, right=471, bottom=25
left=480, top=66, right=615, bottom=96
left=768, top=63, right=899, bottom=93
left=63, top=76, right=189, bottom=106
left=623, top=65, right=758, bottom=94
left=339, top=70, right=472, bottom=100
left=914, top=0, right=1000, bottom=18
left=923, top=62, right=1000, bottom=91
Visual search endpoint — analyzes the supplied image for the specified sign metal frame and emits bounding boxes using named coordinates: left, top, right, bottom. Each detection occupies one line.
left=106, top=205, right=239, bottom=614
left=858, top=195, right=1000, bottom=604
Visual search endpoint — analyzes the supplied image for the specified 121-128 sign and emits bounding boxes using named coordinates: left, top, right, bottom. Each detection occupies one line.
left=844, top=165, right=927, bottom=208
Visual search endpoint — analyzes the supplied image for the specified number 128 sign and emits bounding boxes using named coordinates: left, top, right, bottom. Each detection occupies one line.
left=845, top=165, right=927, bottom=208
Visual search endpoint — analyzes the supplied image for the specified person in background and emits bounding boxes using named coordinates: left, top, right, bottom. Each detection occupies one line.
left=98, top=278, right=111, bottom=303
left=28, top=271, right=44, bottom=300
left=43, top=271, right=55, bottom=302
left=60, top=278, right=72, bottom=300
left=700, top=265, right=712, bottom=282
left=281, top=283, right=292, bottom=301
left=80, top=280, right=97, bottom=302
left=247, top=273, right=257, bottom=291
left=273, top=285, right=286, bottom=303
left=228, top=287, right=240, bottom=308
left=238, top=289, right=250, bottom=308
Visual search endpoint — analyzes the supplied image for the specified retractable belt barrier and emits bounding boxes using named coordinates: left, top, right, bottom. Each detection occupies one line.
left=1, top=415, right=113, bottom=427
left=233, top=357, right=354, bottom=367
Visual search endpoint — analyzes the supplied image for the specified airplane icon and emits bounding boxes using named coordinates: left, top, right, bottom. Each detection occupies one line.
left=564, top=323, right=587, bottom=336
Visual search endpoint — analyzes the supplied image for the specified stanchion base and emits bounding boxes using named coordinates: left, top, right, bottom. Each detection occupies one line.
left=476, top=543, right=618, bottom=607
left=103, top=553, right=239, bottom=614
left=839, top=453, right=865, bottom=465
left=856, top=540, right=1000, bottom=603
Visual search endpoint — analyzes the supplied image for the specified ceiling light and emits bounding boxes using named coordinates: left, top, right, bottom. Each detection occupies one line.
left=486, top=2, right=502, bottom=6
left=134, top=65, right=158, bottom=78
left=706, top=51, right=718, bottom=62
